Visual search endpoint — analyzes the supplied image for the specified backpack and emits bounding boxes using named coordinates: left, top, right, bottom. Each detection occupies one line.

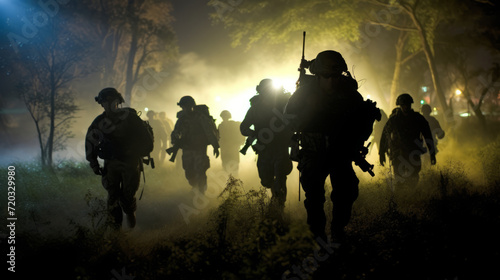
left=193, top=104, right=220, bottom=146
left=128, top=108, right=154, bottom=158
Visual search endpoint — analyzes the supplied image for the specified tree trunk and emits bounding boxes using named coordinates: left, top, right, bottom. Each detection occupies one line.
left=407, top=8, right=453, bottom=125
left=124, top=0, right=139, bottom=105
left=47, top=68, right=56, bottom=167
left=390, top=31, right=405, bottom=110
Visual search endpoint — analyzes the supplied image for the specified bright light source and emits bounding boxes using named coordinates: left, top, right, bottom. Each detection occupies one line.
left=455, top=89, right=462, bottom=96
left=215, top=96, right=221, bottom=102
left=270, top=77, right=297, bottom=93
left=422, top=86, right=428, bottom=92
left=144, top=107, right=149, bottom=112
left=366, top=94, right=371, bottom=99
left=420, top=99, right=425, bottom=105
left=459, top=112, right=471, bottom=117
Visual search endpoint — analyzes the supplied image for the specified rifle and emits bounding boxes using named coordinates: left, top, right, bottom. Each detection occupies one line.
left=166, top=146, right=179, bottom=162
left=142, top=155, right=155, bottom=169
left=354, top=142, right=375, bottom=177
left=296, top=31, right=314, bottom=89
left=239, top=135, right=256, bottom=155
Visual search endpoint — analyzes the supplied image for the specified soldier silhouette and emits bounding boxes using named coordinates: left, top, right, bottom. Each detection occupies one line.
left=146, top=110, right=168, bottom=166
left=379, top=94, right=436, bottom=188
left=370, top=109, right=388, bottom=155
left=218, top=110, right=245, bottom=176
left=285, top=50, right=380, bottom=244
left=85, top=88, right=153, bottom=230
left=170, top=96, right=219, bottom=194
left=158, top=111, right=174, bottom=165
left=240, top=79, right=293, bottom=218
left=421, top=104, right=445, bottom=153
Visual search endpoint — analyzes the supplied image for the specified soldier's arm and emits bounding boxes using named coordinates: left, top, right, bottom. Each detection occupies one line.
left=85, top=119, right=102, bottom=175
left=420, top=116, right=436, bottom=156
left=240, top=108, right=255, bottom=137
left=432, top=117, right=445, bottom=139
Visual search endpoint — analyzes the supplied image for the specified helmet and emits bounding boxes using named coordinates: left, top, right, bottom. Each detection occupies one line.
left=95, top=87, right=124, bottom=104
left=309, top=50, right=348, bottom=77
left=396, top=93, right=414, bottom=106
left=256, top=79, right=274, bottom=95
left=421, top=104, right=431, bottom=115
left=177, top=96, right=196, bottom=107
left=146, top=110, right=156, bottom=118
left=220, top=110, right=232, bottom=119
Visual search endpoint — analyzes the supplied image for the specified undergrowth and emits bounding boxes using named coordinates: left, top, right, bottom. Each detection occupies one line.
left=1, top=132, right=500, bottom=279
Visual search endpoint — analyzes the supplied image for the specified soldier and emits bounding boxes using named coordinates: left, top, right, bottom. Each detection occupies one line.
left=420, top=104, right=445, bottom=154
left=85, top=88, right=153, bottom=230
left=379, top=94, right=436, bottom=188
left=146, top=110, right=168, bottom=166
left=171, top=96, right=219, bottom=194
left=285, top=50, right=380, bottom=243
left=240, top=79, right=293, bottom=217
left=370, top=109, right=388, bottom=155
left=158, top=111, right=173, bottom=156
left=218, top=110, right=245, bottom=176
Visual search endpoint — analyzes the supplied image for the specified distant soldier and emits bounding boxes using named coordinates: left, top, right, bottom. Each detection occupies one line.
left=146, top=110, right=168, bottom=166
left=85, top=88, right=153, bottom=230
left=158, top=111, right=178, bottom=168
left=370, top=109, right=388, bottom=155
left=240, top=79, right=293, bottom=217
left=285, top=50, right=381, bottom=243
left=218, top=110, right=245, bottom=176
left=170, top=96, right=219, bottom=194
left=379, top=93, right=436, bottom=188
left=420, top=104, right=445, bottom=154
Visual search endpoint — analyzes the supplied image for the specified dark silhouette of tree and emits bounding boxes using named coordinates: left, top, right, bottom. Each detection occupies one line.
left=13, top=16, right=89, bottom=167
left=78, top=0, right=178, bottom=105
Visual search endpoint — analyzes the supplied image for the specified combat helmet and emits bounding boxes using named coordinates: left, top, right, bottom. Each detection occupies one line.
left=421, top=104, right=432, bottom=115
left=220, top=110, right=232, bottom=120
left=177, top=96, right=196, bottom=107
left=256, top=79, right=274, bottom=95
left=95, top=87, right=125, bottom=104
left=309, top=50, right=348, bottom=77
left=396, top=93, right=414, bottom=106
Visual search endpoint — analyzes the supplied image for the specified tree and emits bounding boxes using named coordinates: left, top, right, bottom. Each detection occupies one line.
left=13, top=15, right=89, bottom=167
left=78, top=0, right=178, bottom=105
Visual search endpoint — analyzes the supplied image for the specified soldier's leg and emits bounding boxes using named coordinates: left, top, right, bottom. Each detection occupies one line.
left=120, top=160, right=141, bottom=228
left=102, top=160, right=124, bottom=229
left=271, top=154, right=293, bottom=208
left=194, top=152, right=210, bottom=194
left=257, top=152, right=275, bottom=189
left=407, top=153, right=422, bottom=188
left=391, top=156, right=407, bottom=188
left=329, top=159, right=359, bottom=242
left=182, top=150, right=197, bottom=188
left=299, top=155, right=329, bottom=240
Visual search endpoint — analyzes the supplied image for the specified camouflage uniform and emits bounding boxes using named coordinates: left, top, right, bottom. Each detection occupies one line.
left=218, top=110, right=245, bottom=175
left=379, top=98, right=436, bottom=188
left=285, top=50, right=376, bottom=242
left=171, top=97, right=219, bottom=194
left=240, top=80, right=293, bottom=211
left=85, top=88, right=151, bottom=229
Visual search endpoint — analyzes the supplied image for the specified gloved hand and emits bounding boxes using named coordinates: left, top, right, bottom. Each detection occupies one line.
left=379, top=153, right=386, bottom=166
left=213, top=146, right=220, bottom=158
